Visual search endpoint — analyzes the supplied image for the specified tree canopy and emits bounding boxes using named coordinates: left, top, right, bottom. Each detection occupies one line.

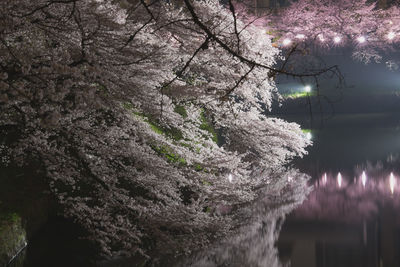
left=0, top=0, right=325, bottom=262
left=257, top=0, right=400, bottom=67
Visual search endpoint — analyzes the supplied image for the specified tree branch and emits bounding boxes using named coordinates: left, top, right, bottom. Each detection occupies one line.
left=221, top=64, right=255, bottom=100
left=182, top=0, right=339, bottom=79
left=227, top=0, right=240, bottom=52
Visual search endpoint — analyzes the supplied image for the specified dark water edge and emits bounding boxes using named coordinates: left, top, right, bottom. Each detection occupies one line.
left=22, top=216, right=98, bottom=267
left=0, top=163, right=99, bottom=267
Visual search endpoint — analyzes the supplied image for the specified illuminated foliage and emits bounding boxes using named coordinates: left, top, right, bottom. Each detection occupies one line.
left=0, top=0, right=311, bottom=261
left=266, top=0, right=400, bottom=64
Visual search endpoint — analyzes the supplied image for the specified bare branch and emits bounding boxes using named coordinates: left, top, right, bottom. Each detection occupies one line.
left=221, top=64, right=255, bottom=99
left=183, top=0, right=339, bottom=79
left=140, top=0, right=156, bottom=21
left=227, top=0, right=240, bottom=52
left=122, top=17, right=153, bottom=49
left=162, top=36, right=211, bottom=89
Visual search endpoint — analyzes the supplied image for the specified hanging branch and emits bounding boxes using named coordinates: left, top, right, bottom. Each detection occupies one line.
left=183, top=0, right=341, bottom=79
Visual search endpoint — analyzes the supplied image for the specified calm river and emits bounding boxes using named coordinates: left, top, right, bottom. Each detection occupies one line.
left=278, top=111, right=400, bottom=267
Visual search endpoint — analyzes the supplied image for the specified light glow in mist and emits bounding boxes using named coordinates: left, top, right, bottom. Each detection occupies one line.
left=357, top=36, right=366, bottom=43
left=296, top=34, right=306, bottom=39
left=390, top=172, right=396, bottom=194
left=334, top=36, right=342, bottom=43
left=282, top=38, right=292, bottom=46
left=361, top=171, right=367, bottom=187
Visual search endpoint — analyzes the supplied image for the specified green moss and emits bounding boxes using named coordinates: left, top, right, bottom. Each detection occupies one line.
left=120, top=102, right=144, bottom=119
left=266, top=29, right=282, bottom=43
left=271, top=36, right=281, bottom=43
left=186, top=76, right=196, bottom=85
left=177, top=157, right=187, bottom=165
left=204, top=206, right=212, bottom=213
left=0, top=211, right=26, bottom=266
left=122, top=102, right=134, bottom=110
left=179, top=142, right=198, bottom=153
left=148, top=121, right=165, bottom=135
left=301, top=129, right=312, bottom=134
left=199, top=110, right=218, bottom=143
left=194, top=163, right=204, bottom=172
left=174, top=105, right=188, bottom=118
left=165, top=126, right=184, bottom=141
left=201, top=180, right=212, bottom=186
left=132, top=111, right=147, bottom=120
left=125, top=108, right=184, bottom=141
left=179, top=142, right=192, bottom=149
left=151, top=144, right=187, bottom=166
left=146, top=118, right=184, bottom=141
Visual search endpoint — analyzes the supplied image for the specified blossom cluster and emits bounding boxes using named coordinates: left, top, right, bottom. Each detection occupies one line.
left=0, top=0, right=310, bottom=261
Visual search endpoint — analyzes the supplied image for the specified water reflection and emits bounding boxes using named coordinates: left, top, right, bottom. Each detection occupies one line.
left=179, top=113, right=400, bottom=267
left=271, top=111, right=400, bottom=267
left=177, top=170, right=310, bottom=267
left=278, top=159, right=400, bottom=267
left=390, top=173, right=395, bottom=194
left=316, top=170, right=399, bottom=195
left=337, top=172, right=342, bottom=188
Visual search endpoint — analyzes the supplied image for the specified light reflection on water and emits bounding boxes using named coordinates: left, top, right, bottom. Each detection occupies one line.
left=315, top=170, right=398, bottom=195
left=178, top=112, right=400, bottom=267
left=279, top=166, right=400, bottom=267
left=278, top=112, right=400, bottom=267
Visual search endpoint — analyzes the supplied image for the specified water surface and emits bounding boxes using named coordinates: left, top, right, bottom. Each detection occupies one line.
left=278, top=112, right=400, bottom=267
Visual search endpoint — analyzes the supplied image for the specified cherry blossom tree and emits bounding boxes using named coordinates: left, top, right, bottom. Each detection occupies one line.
left=0, top=0, right=316, bottom=262
left=232, top=0, right=400, bottom=121
left=249, top=0, right=400, bottom=67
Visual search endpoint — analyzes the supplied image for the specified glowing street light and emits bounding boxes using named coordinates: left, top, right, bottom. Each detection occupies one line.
left=390, top=172, right=396, bottom=194
left=334, top=36, right=342, bottom=44
left=337, top=172, right=342, bottom=188
left=357, top=36, right=366, bottom=43
left=282, top=38, right=292, bottom=46
left=304, top=85, right=312, bottom=93
left=361, top=171, right=367, bottom=187
left=388, top=32, right=396, bottom=40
